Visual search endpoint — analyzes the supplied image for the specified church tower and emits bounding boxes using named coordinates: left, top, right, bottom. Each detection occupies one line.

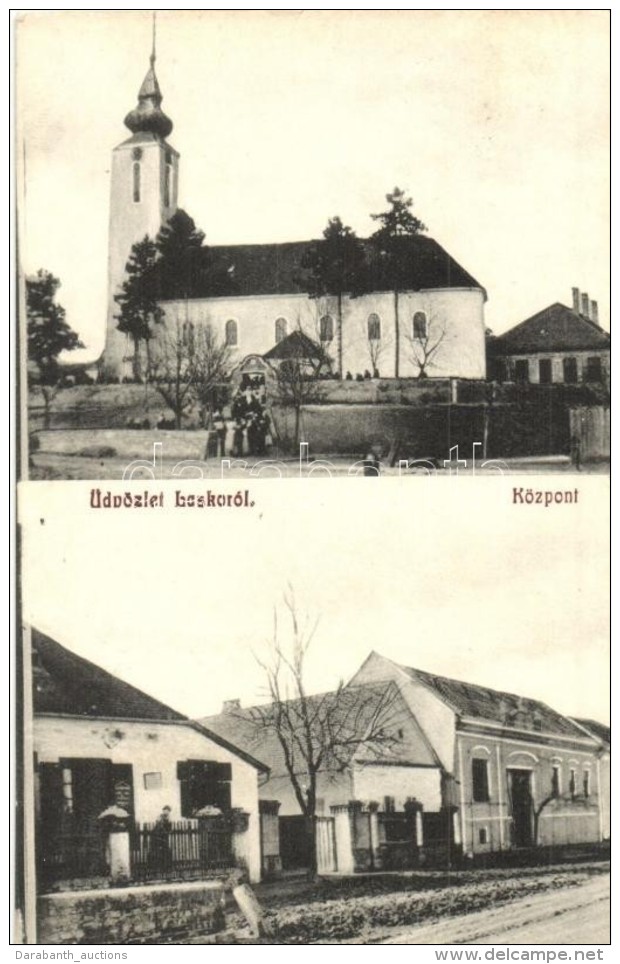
left=103, top=31, right=179, bottom=379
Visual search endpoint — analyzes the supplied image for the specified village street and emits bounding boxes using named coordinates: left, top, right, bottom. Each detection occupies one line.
left=377, top=874, right=610, bottom=945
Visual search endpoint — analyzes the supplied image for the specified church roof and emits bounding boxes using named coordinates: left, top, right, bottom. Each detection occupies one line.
left=124, top=54, right=173, bottom=140
left=169, top=235, right=484, bottom=301
left=495, top=303, right=610, bottom=355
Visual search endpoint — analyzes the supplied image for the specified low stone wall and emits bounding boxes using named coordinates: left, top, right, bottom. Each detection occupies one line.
left=37, top=880, right=226, bottom=945
left=34, top=429, right=207, bottom=461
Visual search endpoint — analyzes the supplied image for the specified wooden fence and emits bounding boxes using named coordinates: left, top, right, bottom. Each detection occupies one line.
left=130, top=820, right=233, bottom=883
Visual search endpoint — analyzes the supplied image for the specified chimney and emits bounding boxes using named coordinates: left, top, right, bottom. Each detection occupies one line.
left=581, top=292, right=590, bottom=319
left=591, top=300, right=599, bottom=326
left=572, top=287, right=580, bottom=313
left=223, top=698, right=241, bottom=713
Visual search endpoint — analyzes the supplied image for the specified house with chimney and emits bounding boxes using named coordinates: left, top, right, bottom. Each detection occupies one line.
left=489, top=288, right=610, bottom=388
left=204, top=652, right=609, bottom=874
left=31, top=628, right=267, bottom=888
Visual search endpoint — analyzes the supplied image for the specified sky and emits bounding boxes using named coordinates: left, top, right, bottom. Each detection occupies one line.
left=21, top=477, right=610, bottom=724
left=17, top=9, right=610, bottom=361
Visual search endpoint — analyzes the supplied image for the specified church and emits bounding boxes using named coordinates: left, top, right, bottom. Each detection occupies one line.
left=103, top=46, right=488, bottom=385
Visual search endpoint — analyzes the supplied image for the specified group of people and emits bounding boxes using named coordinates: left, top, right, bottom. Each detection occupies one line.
left=206, top=390, right=272, bottom=459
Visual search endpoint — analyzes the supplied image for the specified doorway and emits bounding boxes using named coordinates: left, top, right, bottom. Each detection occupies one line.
left=508, top=769, right=533, bottom=847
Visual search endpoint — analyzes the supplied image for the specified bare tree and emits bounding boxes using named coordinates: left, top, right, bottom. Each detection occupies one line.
left=362, top=319, right=384, bottom=377
left=532, top=787, right=593, bottom=847
left=246, top=591, right=405, bottom=876
left=190, top=324, right=234, bottom=425
left=150, top=315, right=231, bottom=428
left=404, top=309, right=447, bottom=379
left=271, top=324, right=329, bottom=450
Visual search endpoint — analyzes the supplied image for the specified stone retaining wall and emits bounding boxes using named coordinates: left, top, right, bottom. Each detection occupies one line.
left=37, top=881, right=226, bottom=945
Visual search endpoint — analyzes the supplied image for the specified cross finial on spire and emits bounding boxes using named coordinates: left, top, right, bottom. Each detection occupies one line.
left=150, top=11, right=156, bottom=67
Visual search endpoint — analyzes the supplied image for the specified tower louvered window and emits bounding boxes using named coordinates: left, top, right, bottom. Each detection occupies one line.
left=133, top=162, right=141, bottom=203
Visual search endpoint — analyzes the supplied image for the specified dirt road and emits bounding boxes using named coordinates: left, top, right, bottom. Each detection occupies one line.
left=378, top=875, right=610, bottom=945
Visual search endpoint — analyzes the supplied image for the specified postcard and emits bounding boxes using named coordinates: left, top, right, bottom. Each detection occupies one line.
left=14, top=9, right=610, bottom=951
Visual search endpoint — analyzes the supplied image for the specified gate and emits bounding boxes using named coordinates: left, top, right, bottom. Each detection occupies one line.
left=378, top=811, right=417, bottom=869
left=38, top=827, right=107, bottom=887
left=315, top=816, right=337, bottom=873
left=130, top=820, right=233, bottom=882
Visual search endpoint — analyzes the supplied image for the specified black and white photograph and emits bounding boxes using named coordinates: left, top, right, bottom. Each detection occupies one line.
left=18, top=10, right=610, bottom=481
left=17, top=478, right=610, bottom=945
left=13, top=7, right=611, bottom=954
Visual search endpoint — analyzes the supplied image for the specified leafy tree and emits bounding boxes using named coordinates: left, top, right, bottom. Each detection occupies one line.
left=155, top=209, right=205, bottom=298
left=26, top=270, right=83, bottom=428
left=114, top=236, right=163, bottom=382
left=370, top=188, right=427, bottom=378
left=301, top=217, right=366, bottom=377
left=154, top=209, right=229, bottom=300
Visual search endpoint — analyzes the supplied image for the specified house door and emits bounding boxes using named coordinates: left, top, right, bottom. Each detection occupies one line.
left=509, top=769, right=533, bottom=848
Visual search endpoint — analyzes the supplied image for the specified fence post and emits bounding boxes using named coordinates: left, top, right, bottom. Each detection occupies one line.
left=330, top=804, right=355, bottom=875
left=405, top=797, right=424, bottom=864
left=259, top=800, right=282, bottom=878
left=367, top=802, right=381, bottom=870
left=98, top=806, right=131, bottom=885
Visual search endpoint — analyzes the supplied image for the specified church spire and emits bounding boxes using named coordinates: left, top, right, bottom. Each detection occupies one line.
left=124, top=13, right=173, bottom=139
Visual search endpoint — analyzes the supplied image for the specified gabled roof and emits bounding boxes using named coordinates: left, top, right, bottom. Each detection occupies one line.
left=263, top=330, right=326, bottom=362
left=397, top=663, right=587, bottom=738
left=31, top=629, right=269, bottom=771
left=162, top=235, right=484, bottom=301
left=32, top=629, right=186, bottom=722
left=496, top=303, right=610, bottom=354
left=573, top=718, right=610, bottom=746
left=201, top=681, right=436, bottom=775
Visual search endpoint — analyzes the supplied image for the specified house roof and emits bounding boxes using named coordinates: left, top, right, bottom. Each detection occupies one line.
left=263, top=330, right=326, bottom=362
left=573, top=718, right=610, bottom=745
left=32, top=628, right=186, bottom=721
left=31, top=629, right=269, bottom=772
left=495, top=303, right=610, bottom=355
left=201, top=681, right=433, bottom=775
left=163, top=235, right=484, bottom=301
left=398, top=663, right=588, bottom=738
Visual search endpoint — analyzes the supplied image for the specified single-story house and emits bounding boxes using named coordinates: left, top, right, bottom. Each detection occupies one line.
left=204, top=651, right=609, bottom=872
left=32, top=628, right=267, bottom=886
left=489, top=289, right=610, bottom=388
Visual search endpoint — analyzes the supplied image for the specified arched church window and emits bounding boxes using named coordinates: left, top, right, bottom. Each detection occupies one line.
left=133, top=162, right=141, bottom=203
left=367, top=313, right=381, bottom=341
left=319, top=315, right=334, bottom=342
left=182, top=321, right=195, bottom=347
left=413, top=311, right=427, bottom=339
left=225, top=319, right=238, bottom=347
left=275, top=317, right=288, bottom=344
